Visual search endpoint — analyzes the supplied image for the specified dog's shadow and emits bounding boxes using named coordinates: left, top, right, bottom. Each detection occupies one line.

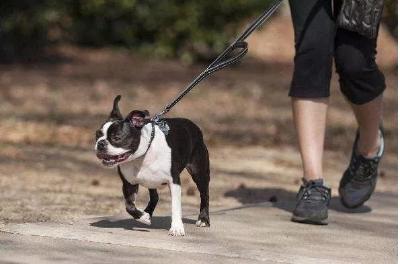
left=90, top=216, right=196, bottom=232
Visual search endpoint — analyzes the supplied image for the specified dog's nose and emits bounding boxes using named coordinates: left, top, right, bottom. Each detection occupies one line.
left=97, top=140, right=107, bottom=152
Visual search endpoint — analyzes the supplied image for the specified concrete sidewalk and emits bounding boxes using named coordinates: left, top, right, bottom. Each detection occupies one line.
left=0, top=192, right=397, bottom=264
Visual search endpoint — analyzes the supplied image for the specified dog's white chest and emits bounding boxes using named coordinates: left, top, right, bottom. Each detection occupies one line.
left=119, top=128, right=172, bottom=188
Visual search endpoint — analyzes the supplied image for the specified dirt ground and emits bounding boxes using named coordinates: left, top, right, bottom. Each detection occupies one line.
left=0, top=14, right=397, bottom=224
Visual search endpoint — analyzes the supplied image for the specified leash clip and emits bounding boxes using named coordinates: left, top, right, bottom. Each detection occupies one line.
left=151, top=115, right=170, bottom=136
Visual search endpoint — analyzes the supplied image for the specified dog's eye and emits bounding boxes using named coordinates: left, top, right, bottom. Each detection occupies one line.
left=95, top=130, right=103, bottom=139
left=113, top=135, right=122, bottom=141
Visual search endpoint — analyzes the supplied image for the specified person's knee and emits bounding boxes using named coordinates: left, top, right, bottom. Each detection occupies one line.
left=335, top=45, right=367, bottom=78
left=335, top=45, right=385, bottom=105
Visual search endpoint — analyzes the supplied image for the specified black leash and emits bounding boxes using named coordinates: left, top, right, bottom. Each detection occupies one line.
left=151, top=0, right=283, bottom=134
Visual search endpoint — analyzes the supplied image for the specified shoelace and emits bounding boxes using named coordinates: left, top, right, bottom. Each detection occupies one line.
left=300, top=183, right=330, bottom=202
left=350, top=155, right=379, bottom=182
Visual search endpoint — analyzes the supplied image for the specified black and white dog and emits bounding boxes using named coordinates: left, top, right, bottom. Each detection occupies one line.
left=94, top=95, right=210, bottom=236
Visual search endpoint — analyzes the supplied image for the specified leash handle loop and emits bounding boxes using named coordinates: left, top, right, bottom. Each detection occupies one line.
left=207, top=41, right=248, bottom=75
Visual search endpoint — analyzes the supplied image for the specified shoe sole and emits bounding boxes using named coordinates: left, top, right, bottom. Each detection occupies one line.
left=291, top=215, right=328, bottom=225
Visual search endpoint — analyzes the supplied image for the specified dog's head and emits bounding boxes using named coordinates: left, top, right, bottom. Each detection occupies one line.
left=95, top=95, right=150, bottom=167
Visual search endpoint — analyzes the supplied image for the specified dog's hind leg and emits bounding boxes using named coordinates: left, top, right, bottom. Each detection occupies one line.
left=144, top=188, right=159, bottom=217
left=118, top=167, right=151, bottom=225
left=186, top=142, right=210, bottom=227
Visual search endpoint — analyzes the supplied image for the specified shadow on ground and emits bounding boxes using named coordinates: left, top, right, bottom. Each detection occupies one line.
left=224, top=186, right=373, bottom=214
left=91, top=186, right=378, bottom=233
left=90, top=216, right=196, bottom=231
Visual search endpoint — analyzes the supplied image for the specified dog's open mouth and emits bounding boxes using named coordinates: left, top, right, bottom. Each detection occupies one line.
left=96, top=152, right=132, bottom=166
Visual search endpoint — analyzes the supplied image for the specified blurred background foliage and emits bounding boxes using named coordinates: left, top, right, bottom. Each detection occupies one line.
left=0, top=0, right=269, bottom=62
left=0, top=0, right=397, bottom=63
left=384, top=0, right=397, bottom=38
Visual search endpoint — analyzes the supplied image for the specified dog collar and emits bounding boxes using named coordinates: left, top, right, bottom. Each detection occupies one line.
left=144, top=122, right=155, bottom=155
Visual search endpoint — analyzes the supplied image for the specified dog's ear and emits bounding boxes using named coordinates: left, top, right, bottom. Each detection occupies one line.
left=109, top=95, right=123, bottom=120
left=126, top=110, right=150, bottom=128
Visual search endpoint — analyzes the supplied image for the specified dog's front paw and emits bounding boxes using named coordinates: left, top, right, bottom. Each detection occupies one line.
left=169, top=221, right=185, bottom=236
left=136, top=211, right=151, bottom=226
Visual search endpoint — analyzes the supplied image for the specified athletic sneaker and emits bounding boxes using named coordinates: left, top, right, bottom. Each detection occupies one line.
left=339, top=128, right=384, bottom=209
left=292, top=179, right=331, bottom=225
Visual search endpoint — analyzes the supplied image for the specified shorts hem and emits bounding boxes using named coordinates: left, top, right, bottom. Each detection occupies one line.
left=345, top=84, right=386, bottom=105
left=288, top=85, right=330, bottom=99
